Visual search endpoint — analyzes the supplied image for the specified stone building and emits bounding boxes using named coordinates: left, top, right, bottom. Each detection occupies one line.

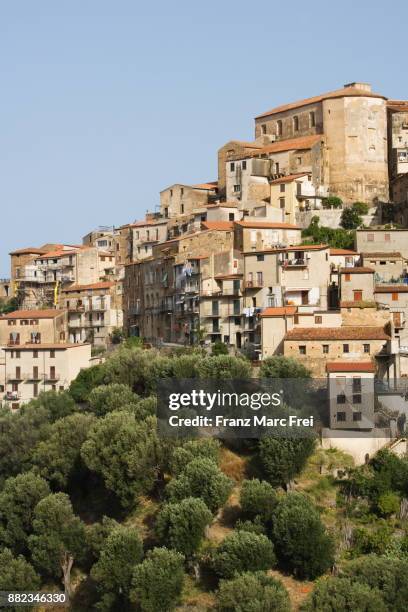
left=253, top=82, right=389, bottom=204
left=356, top=229, right=408, bottom=261
left=387, top=100, right=408, bottom=182
left=0, top=309, right=68, bottom=347
left=326, top=362, right=376, bottom=430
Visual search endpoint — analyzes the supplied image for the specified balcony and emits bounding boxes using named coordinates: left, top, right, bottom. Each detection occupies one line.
left=68, top=305, right=85, bottom=313
left=44, top=373, right=60, bottom=382
left=26, top=372, right=42, bottom=381
left=280, top=258, right=308, bottom=268
left=244, top=280, right=263, bottom=289
left=6, top=373, right=23, bottom=382
left=4, top=391, right=21, bottom=401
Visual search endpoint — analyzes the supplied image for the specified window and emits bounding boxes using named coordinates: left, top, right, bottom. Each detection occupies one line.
left=180, top=187, right=184, bottom=196
left=384, top=233, right=391, bottom=242
left=367, top=233, right=374, bottom=242
left=279, top=197, right=285, bottom=209
left=343, top=344, right=350, bottom=353
left=242, top=161, right=247, bottom=170
left=229, top=213, right=235, bottom=221
left=280, top=184, right=285, bottom=193
left=294, top=315, right=299, bottom=324
left=276, top=120, right=282, bottom=136
left=337, top=411, right=346, bottom=421
left=234, top=317, right=241, bottom=326
left=33, top=383, right=38, bottom=398
left=233, top=299, right=240, bottom=315
left=299, top=345, right=306, bottom=355
left=256, top=254, right=264, bottom=261
left=322, top=344, right=329, bottom=354
left=353, top=290, right=363, bottom=301
left=50, top=350, right=55, bottom=358
left=363, top=344, right=370, bottom=353
left=337, top=394, right=346, bottom=404
left=275, top=162, right=279, bottom=174
left=345, top=273, right=351, bottom=282
left=353, top=394, right=362, bottom=405
left=261, top=124, right=267, bottom=135
left=297, top=156, right=302, bottom=165
left=353, top=412, right=362, bottom=421
left=230, top=162, right=235, bottom=171
left=181, top=203, right=184, bottom=214
left=309, top=111, right=316, bottom=127
left=315, top=316, right=322, bottom=324
left=392, top=292, right=399, bottom=301
left=256, top=271, right=263, bottom=286
left=233, top=184, right=241, bottom=193
left=293, top=116, right=299, bottom=132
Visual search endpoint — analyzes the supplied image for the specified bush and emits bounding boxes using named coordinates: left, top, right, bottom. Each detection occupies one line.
left=377, top=491, right=400, bottom=516
left=211, top=341, right=229, bottom=356
left=240, top=479, right=278, bottom=522
left=341, top=207, right=363, bottom=230
left=341, top=554, right=408, bottom=611
left=169, top=439, right=221, bottom=476
left=155, top=497, right=212, bottom=556
left=196, top=355, right=251, bottom=379
left=352, top=201, right=369, bottom=215
left=260, top=356, right=311, bottom=379
left=322, top=196, right=343, bottom=209
left=166, top=458, right=233, bottom=513
left=258, top=436, right=315, bottom=488
left=131, top=547, right=184, bottom=612
left=217, top=571, right=290, bottom=612
left=301, top=576, right=386, bottom=611
left=212, top=530, right=276, bottom=579
left=69, top=364, right=106, bottom=403
left=272, top=493, right=334, bottom=579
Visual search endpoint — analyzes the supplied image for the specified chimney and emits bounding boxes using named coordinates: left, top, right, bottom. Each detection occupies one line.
left=343, top=82, right=372, bottom=92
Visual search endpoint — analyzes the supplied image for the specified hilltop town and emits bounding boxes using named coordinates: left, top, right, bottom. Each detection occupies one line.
left=1, top=81, right=408, bottom=455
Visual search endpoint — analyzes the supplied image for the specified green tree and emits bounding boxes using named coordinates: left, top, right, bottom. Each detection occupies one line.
left=81, top=412, right=161, bottom=508
left=131, top=547, right=184, bottom=612
left=28, top=493, right=86, bottom=600
left=341, top=207, right=363, bottom=229
left=240, top=478, right=278, bottom=522
left=341, top=555, right=408, bottom=611
left=28, top=390, right=78, bottom=422
left=260, top=356, right=311, bottom=379
left=156, top=497, right=212, bottom=556
left=322, top=196, right=343, bottom=209
left=166, top=458, right=233, bottom=513
left=352, top=201, right=369, bottom=215
left=32, top=413, right=95, bottom=488
left=196, top=355, right=251, bottom=379
left=88, top=383, right=139, bottom=417
left=69, top=363, right=106, bottom=403
left=258, top=436, right=315, bottom=488
left=301, top=577, right=386, bottom=612
left=102, top=347, right=155, bottom=394
left=377, top=491, right=400, bottom=516
left=0, top=548, right=40, bottom=606
left=0, top=472, right=50, bottom=553
left=91, top=525, right=143, bottom=608
left=169, top=439, right=221, bottom=476
left=211, top=341, right=229, bottom=356
left=272, top=493, right=334, bottom=579
left=85, top=516, right=120, bottom=563
left=213, top=530, right=276, bottom=579
left=217, top=571, right=290, bottom=612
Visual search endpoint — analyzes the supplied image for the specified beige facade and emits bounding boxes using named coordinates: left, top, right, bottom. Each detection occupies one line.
left=269, top=173, right=322, bottom=225
left=356, top=229, right=408, bottom=261
left=254, top=83, right=389, bottom=204
left=130, top=218, right=168, bottom=261
left=160, top=183, right=217, bottom=219
left=0, top=309, right=68, bottom=347
left=1, top=343, right=91, bottom=408
left=361, top=252, right=404, bottom=282
left=61, top=281, right=123, bottom=346
left=327, top=362, right=376, bottom=430
left=339, top=267, right=375, bottom=305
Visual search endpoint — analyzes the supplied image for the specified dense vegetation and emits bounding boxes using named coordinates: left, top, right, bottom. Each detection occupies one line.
left=0, top=346, right=407, bottom=610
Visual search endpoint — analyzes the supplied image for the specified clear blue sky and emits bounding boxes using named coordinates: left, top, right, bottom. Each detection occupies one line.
left=1, top=0, right=407, bottom=276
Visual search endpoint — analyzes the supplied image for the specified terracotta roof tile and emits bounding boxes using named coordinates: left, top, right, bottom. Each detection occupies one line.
left=374, top=285, right=408, bottom=293
left=329, top=248, right=358, bottom=255
left=62, top=281, right=116, bottom=292
left=284, top=326, right=389, bottom=341
left=1, top=309, right=66, bottom=320
left=249, top=135, right=322, bottom=156
left=256, top=85, right=387, bottom=119
left=201, top=221, right=234, bottom=231
left=326, top=362, right=376, bottom=373
left=361, top=252, right=402, bottom=258
left=270, top=173, right=310, bottom=185
left=236, top=221, right=300, bottom=229
left=192, top=181, right=218, bottom=190
left=261, top=306, right=297, bottom=317
left=9, top=247, right=49, bottom=256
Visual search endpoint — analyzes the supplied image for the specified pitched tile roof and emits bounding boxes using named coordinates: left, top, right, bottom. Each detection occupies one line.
left=340, top=267, right=375, bottom=274
left=260, top=306, right=297, bottom=317
left=249, top=135, right=322, bottom=156
left=270, top=173, right=310, bottom=184
left=192, top=182, right=218, bottom=190
left=326, top=362, right=376, bottom=373
left=374, top=285, right=408, bottom=293
left=284, top=326, right=389, bottom=341
left=235, top=221, right=300, bottom=229
left=387, top=100, right=408, bottom=112
left=1, top=309, right=65, bottom=320
left=201, top=221, right=234, bottom=231
left=9, top=247, right=49, bottom=256
left=361, top=252, right=402, bottom=258
left=255, top=85, right=387, bottom=119
left=329, top=248, right=358, bottom=255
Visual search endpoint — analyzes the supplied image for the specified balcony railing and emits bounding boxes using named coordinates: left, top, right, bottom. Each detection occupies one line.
left=6, top=373, right=24, bottom=382
left=44, top=373, right=60, bottom=382
left=244, top=280, right=263, bottom=289
left=281, top=259, right=308, bottom=268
